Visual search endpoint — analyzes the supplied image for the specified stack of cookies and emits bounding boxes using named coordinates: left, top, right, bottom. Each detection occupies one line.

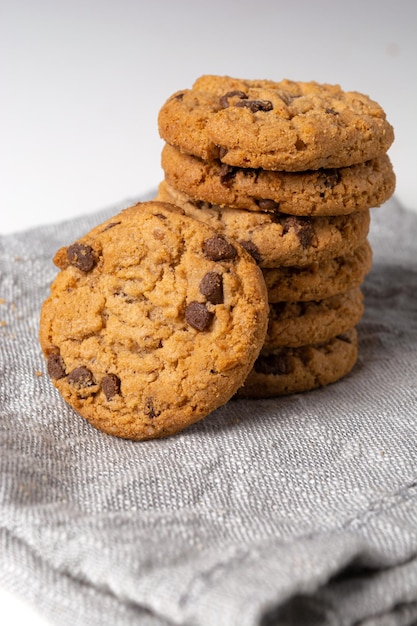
left=39, top=74, right=395, bottom=441
left=157, top=75, right=395, bottom=397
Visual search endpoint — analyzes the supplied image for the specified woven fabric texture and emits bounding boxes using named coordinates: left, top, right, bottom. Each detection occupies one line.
left=1, top=196, right=416, bottom=626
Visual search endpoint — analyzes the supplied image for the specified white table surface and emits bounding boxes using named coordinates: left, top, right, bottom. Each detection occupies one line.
left=1, top=1, right=416, bottom=624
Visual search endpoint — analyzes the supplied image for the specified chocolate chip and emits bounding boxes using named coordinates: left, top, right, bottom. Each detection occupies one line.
left=319, top=169, right=341, bottom=189
left=219, top=163, right=237, bottom=185
left=185, top=301, right=214, bottom=331
left=66, top=243, right=97, bottom=272
left=218, top=146, right=228, bottom=159
left=325, top=107, right=339, bottom=115
left=255, top=198, right=281, bottom=212
left=283, top=216, right=314, bottom=249
left=173, top=92, right=185, bottom=101
left=144, top=397, right=160, bottom=419
left=67, top=366, right=95, bottom=388
left=203, top=235, right=237, bottom=261
left=47, top=353, right=66, bottom=380
left=239, top=240, right=262, bottom=264
left=219, top=90, right=248, bottom=108
left=101, top=221, right=121, bottom=232
left=199, top=272, right=224, bottom=304
left=234, top=99, right=273, bottom=113
left=154, top=213, right=168, bottom=220
left=102, top=374, right=121, bottom=400
left=254, top=353, right=294, bottom=375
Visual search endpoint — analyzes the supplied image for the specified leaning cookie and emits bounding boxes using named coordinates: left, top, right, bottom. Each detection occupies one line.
left=237, top=328, right=358, bottom=398
left=161, top=144, right=395, bottom=216
left=158, top=75, right=394, bottom=171
left=264, top=241, right=372, bottom=302
left=39, top=201, right=269, bottom=440
left=264, top=288, right=364, bottom=349
left=156, top=181, right=370, bottom=268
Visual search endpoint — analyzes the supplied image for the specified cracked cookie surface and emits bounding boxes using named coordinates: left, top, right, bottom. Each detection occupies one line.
left=158, top=75, right=394, bottom=171
left=156, top=181, right=370, bottom=268
left=39, top=201, right=269, bottom=440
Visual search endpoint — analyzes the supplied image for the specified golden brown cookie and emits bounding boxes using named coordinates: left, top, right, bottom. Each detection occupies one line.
left=158, top=75, right=394, bottom=171
left=237, top=327, right=358, bottom=398
left=156, top=181, right=370, bottom=268
left=264, top=241, right=372, bottom=302
left=264, top=289, right=364, bottom=348
left=161, top=144, right=395, bottom=216
left=39, top=201, right=269, bottom=440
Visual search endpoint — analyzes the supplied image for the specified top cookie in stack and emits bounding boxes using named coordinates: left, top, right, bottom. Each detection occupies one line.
left=157, top=75, right=395, bottom=397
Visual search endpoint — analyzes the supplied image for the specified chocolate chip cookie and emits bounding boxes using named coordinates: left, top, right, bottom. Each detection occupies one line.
left=264, top=288, right=364, bottom=349
left=156, top=181, right=370, bottom=268
left=237, top=327, right=358, bottom=398
left=40, top=201, right=269, bottom=440
left=158, top=75, right=394, bottom=171
left=264, top=241, right=372, bottom=302
left=161, top=144, right=395, bottom=216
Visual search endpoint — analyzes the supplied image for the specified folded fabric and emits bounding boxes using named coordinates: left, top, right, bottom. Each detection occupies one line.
left=1, top=196, right=416, bottom=626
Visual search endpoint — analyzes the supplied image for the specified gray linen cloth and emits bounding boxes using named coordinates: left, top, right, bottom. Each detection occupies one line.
left=1, top=195, right=416, bottom=626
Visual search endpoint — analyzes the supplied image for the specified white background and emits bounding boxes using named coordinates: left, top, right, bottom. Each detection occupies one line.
left=1, top=0, right=416, bottom=623
left=1, top=0, right=417, bottom=237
